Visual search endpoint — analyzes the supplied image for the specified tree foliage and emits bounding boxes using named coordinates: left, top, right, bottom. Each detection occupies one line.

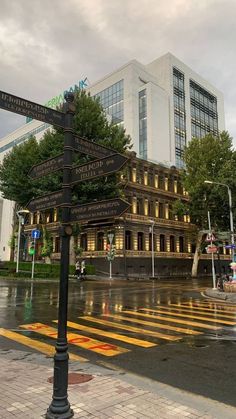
left=0, top=90, right=131, bottom=207
left=182, top=131, right=236, bottom=232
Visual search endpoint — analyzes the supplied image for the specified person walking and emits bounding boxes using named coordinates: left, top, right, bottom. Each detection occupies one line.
left=75, top=260, right=81, bottom=280
left=81, top=259, right=86, bottom=280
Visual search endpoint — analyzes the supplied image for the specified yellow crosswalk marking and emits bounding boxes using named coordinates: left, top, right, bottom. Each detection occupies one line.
left=168, top=304, right=236, bottom=318
left=121, top=310, right=221, bottom=330
left=91, top=315, right=202, bottom=336
left=20, top=323, right=129, bottom=357
left=55, top=320, right=156, bottom=348
left=0, top=328, right=86, bottom=362
left=182, top=301, right=236, bottom=309
left=139, top=308, right=236, bottom=325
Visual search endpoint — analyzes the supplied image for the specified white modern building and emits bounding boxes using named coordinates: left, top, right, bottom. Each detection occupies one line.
left=0, top=52, right=225, bottom=260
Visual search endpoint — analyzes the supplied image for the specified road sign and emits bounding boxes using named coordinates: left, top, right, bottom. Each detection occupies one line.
left=206, top=233, right=216, bottom=242
left=71, top=154, right=127, bottom=185
left=31, top=229, right=40, bottom=239
left=206, top=245, right=218, bottom=254
left=28, top=154, right=64, bottom=179
left=224, top=244, right=236, bottom=249
left=26, top=190, right=64, bottom=212
left=74, top=136, right=115, bottom=159
left=0, top=90, right=65, bottom=128
left=70, top=198, right=130, bottom=222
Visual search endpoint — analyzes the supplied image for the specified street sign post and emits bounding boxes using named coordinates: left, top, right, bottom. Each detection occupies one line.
left=74, top=135, right=115, bottom=158
left=70, top=198, right=130, bottom=222
left=31, top=230, right=40, bottom=279
left=71, top=154, right=127, bottom=185
left=26, top=190, right=64, bottom=212
left=0, top=90, right=65, bottom=128
left=28, top=154, right=63, bottom=179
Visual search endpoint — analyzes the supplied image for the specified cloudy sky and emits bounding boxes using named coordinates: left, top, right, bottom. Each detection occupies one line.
left=1, top=0, right=236, bottom=144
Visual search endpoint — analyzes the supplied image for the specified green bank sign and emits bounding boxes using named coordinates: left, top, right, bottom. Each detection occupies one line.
left=26, top=77, right=88, bottom=123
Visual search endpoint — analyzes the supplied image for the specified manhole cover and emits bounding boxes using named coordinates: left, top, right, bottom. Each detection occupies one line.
left=48, top=373, right=93, bottom=385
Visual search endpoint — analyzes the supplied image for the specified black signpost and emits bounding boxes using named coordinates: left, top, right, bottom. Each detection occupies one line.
left=71, top=198, right=130, bottom=222
left=0, top=89, right=130, bottom=419
left=28, top=154, right=63, bottom=179
left=0, top=90, right=65, bottom=128
left=71, top=154, right=127, bottom=185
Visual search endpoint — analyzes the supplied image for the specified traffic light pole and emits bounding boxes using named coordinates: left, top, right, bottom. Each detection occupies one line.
left=31, top=237, right=36, bottom=279
left=46, top=93, right=75, bottom=419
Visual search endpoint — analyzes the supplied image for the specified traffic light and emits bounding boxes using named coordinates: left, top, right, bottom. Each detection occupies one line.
left=28, top=240, right=35, bottom=255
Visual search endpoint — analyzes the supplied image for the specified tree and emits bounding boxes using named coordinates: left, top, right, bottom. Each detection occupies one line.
left=0, top=90, right=131, bottom=207
left=179, top=131, right=236, bottom=276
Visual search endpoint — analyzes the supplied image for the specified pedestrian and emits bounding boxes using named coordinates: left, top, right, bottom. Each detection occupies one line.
left=75, top=260, right=81, bottom=280
left=81, top=259, right=86, bottom=280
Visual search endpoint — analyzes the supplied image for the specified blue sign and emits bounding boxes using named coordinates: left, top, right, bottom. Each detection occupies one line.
left=31, top=229, right=40, bottom=239
left=224, top=244, right=236, bottom=249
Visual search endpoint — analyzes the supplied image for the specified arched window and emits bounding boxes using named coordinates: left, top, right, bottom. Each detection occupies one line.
left=170, top=235, right=175, bottom=252
left=97, top=232, right=104, bottom=251
left=125, top=230, right=132, bottom=250
left=137, top=232, right=144, bottom=251
left=160, top=234, right=165, bottom=252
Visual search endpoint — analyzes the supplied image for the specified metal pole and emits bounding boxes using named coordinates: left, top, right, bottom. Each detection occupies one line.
left=227, top=186, right=234, bottom=263
left=16, top=215, right=22, bottom=273
left=110, top=260, right=112, bottom=279
left=31, top=237, right=36, bottom=279
left=207, top=211, right=216, bottom=289
left=46, top=93, right=74, bottom=419
left=151, top=222, right=155, bottom=278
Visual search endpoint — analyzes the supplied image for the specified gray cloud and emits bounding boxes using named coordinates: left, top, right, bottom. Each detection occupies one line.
left=0, top=0, right=236, bottom=145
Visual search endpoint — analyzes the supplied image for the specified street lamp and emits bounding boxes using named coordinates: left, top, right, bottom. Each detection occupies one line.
left=149, top=220, right=155, bottom=278
left=204, top=180, right=234, bottom=262
left=16, top=209, right=30, bottom=273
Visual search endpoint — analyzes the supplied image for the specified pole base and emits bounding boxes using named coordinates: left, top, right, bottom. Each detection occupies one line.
left=46, top=405, right=74, bottom=419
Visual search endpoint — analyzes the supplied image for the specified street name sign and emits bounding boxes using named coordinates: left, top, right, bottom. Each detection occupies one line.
left=28, top=154, right=64, bottom=179
left=74, top=136, right=115, bottom=159
left=26, top=190, right=64, bottom=212
left=0, top=90, right=65, bottom=128
left=71, top=154, right=127, bottom=185
left=70, top=198, right=130, bottom=222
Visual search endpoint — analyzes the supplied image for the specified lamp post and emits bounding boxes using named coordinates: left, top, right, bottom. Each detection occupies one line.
left=204, top=181, right=234, bottom=263
left=16, top=209, right=30, bottom=273
left=149, top=220, right=155, bottom=278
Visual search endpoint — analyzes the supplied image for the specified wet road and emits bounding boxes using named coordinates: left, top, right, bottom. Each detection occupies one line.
left=1, top=277, right=236, bottom=406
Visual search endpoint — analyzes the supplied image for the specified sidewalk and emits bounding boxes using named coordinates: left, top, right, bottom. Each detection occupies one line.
left=1, top=349, right=236, bottom=418
left=203, top=288, right=236, bottom=303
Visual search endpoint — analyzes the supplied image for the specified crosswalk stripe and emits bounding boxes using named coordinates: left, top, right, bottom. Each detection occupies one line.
left=122, top=310, right=221, bottom=330
left=139, top=308, right=236, bottom=325
left=0, top=328, right=86, bottom=361
left=169, top=304, right=236, bottom=318
left=53, top=320, right=156, bottom=348
left=181, top=301, right=236, bottom=309
left=80, top=316, right=186, bottom=339
left=20, top=323, right=129, bottom=357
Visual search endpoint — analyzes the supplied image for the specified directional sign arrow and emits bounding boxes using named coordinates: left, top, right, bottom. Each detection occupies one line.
left=71, top=154, right=128, bottom=185
left=70, top=198, right=130, bottom=222
left=28, top=154, right=64, bottom=179
left=26, top=190, right=64, bottom=212
left=73, top=136, right=115, bottom=159
left=0, top=90, right=65, bottom=128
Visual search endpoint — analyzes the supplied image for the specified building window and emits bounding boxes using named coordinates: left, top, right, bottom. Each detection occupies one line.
left=170, top=235, right=175, bottom=252
left=80, top=233, right=87, bottom=251
left=137, top=232, right=144, bottom=251
left=179, top=236, right=184, bottom=253
left=97, top=232, right=104, bottom=251
left=159, top=202, right=164, bottom=218
left=160, top=234, right=165, bottom=252
left=94, top=80, right=124, bottom=125
left=55, top=236, right=60, bottom=253
left=173, top=67, right=186, bottom=168
left=125, top=230, right=132, bottom=250
left=139, top=89, right=147, bottom=159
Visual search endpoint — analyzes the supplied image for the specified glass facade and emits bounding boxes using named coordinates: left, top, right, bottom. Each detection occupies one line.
left=190, top=80, right=218, bottom=139
left=173, top=68, right=186, bottom=168
left=94, top=80, right=124, bottom=125
left=139, top=89, right=147, bottom=160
